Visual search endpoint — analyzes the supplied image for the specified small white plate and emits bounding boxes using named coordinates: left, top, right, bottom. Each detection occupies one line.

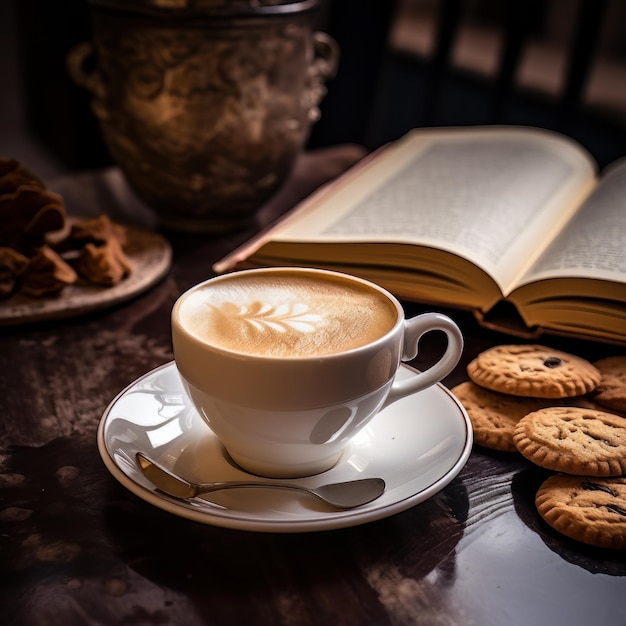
left=97, top=362, right=472, bottom=533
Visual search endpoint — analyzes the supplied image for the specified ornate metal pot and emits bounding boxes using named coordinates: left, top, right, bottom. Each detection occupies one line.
left=69, top=0, right=337, bottom=232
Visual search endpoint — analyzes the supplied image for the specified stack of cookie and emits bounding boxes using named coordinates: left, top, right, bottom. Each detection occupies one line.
left=452, top=345, right=626, bottom=550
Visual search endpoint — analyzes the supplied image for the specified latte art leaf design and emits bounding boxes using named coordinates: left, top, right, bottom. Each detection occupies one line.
left=218, top=300, right=322, bottom=334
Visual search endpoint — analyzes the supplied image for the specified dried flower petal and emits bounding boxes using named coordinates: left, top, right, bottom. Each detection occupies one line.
left=21, top=245, right=78, bottom=296
left=0, top=187, right=66, bottom=251
left=64, top=214, right=128, bottom=249
left=0, top=158, right=44, bottom=195
left=0, top=247, right=29, bottom=297
left=74, top=239, right=132, bottom=286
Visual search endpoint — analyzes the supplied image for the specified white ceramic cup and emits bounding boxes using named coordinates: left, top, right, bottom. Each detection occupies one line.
left=172, top=267, right=463, bottom=477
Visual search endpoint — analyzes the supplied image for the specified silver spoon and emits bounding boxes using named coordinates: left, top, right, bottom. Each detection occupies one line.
left=136, top=452, right=385, bottom=509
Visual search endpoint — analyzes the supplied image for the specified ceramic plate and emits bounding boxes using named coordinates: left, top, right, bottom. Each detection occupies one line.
left=97, top=361, right=472, bottom=533
left=0, top=224, right=171, bottom=325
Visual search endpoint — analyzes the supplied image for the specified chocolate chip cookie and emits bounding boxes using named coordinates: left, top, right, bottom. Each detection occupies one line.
left=513, top=406, right=626, bottom=476
left=467, top=344, right=601, bottom=398
left=536, top=474, right=626, bottom=549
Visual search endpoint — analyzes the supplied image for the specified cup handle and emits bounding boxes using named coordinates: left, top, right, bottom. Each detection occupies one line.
left=382, top=313, right=463, bottom=408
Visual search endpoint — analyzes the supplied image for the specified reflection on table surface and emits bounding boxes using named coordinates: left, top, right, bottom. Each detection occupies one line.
left=1, top=149, right=625, bottom=626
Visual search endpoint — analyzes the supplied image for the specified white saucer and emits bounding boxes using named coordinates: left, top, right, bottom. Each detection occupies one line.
left=97, top=361, right=472, bottom=533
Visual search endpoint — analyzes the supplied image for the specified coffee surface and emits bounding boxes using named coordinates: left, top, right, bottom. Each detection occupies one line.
left=178, top=272, right=398, bottom=357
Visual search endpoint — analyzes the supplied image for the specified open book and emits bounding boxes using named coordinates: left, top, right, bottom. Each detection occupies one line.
left=215, top=126, right=626, bottom=345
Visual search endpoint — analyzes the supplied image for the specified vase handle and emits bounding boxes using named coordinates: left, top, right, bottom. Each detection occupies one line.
left=67, top=42, right=103, bottom=96
left=306, top=32, right=339, bottom=122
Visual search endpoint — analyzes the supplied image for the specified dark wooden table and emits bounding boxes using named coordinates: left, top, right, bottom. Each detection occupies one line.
left=1, top=148, right=625, bottom=626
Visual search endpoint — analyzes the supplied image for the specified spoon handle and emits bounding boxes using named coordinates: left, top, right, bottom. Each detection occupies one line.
left=194, top=481, right=318, bottom=499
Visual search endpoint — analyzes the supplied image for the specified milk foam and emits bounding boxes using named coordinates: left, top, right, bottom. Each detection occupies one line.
left=179, top=273, right=397, bottom=357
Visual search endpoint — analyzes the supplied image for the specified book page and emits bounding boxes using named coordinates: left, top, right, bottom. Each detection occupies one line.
left=215, top=127, right=596, bottom=291
left=515, top=157, right=626, bottom=285
left=323, top=141, right=572, bottom=267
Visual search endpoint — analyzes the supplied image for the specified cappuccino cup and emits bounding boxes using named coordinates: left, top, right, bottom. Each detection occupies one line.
left=172, top=268, right=463, bottom=477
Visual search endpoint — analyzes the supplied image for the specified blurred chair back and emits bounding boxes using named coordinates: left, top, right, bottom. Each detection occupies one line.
left=310, top=0, right=625, bottom=167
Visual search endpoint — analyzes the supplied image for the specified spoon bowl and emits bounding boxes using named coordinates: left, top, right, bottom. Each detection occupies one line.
left=136, top=452, right=385, bottom=510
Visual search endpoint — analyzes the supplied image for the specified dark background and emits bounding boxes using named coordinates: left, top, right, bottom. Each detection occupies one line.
left=3, top=0, right=626, bottom=180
